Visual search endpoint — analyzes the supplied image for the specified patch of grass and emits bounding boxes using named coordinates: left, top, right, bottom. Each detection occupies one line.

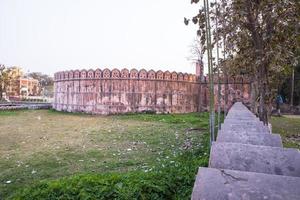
left=9, top=134, right=209, bottom=200
left=116, top=112, right=209, bottom=128
left=0, top=110, right=209, bottom=199
left=0, top=110, right=22, bottom=116
left=271, top=115, right=300, bottom=149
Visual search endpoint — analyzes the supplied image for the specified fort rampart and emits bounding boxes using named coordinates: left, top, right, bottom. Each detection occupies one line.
left=53, top=66, right=251, bottom=114
left=53, top=68, right=201, bottom=114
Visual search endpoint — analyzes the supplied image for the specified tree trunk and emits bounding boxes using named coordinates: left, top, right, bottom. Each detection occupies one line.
left=258, top=63, right=269, bottom=125
left=291, top=67, right=295, bottom=106
left=250, top=78, right=258, bottom=114
left=0, top=80, right=3, bottom=100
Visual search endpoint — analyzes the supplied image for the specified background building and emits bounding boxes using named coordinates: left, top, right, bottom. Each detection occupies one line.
left=6, top=67, right=40, bottom=97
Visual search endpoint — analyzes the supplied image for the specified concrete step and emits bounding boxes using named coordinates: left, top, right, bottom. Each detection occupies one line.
left=223, top=119, right=263, bottom=125
left=225, top=115, right=259, bottom=120
left=220, top=125, right=270, bottom=133
left=226, top=113, right=256, bottom=117
left=216, top=131, right=282, bottom=147
left=218, top=130, right=271, bottom=136
left=221, top=122, right=267, bottom=129
left=192, top=167, right=300, bottom=200
left=209, top=142, right=300, bottom=177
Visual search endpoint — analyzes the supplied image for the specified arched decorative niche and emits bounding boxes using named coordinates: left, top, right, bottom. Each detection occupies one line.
left=130, top=69, right=138, bottom=79
left=69, top=71, right=74, bottom=79
left=184, top=73, right=189, bottom=81
left=157, top=70, right=164, bottom=80
left=139, top=69, right=147, bottom=79
left=178, top=73, right=184, bottom=81
left=112, top=69, right=120, bottom=78
left=121, top=68, right=129, bottom=78
left=87, top=69, right=94, bottom=79
left=171, top=72, right=178, bottom=81
left=60, top=72, right=64, bottom=80
left=95, top=69, right=102, bottom=78
left=74, top=70, right=80, bottom=79
left=80, top=70, right=87, bottom=79
left=64, top=72, right=69, bottom=80
left=148, top=70, right=156, bottom=79
left=103, top=68, right=111, bottom=78
left=164, top=71, right=171, bottom=80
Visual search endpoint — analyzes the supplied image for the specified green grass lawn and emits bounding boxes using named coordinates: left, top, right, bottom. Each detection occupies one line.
left=271, top=115, right=300, bottom=149
left=0, top=110, right=210, bottom=199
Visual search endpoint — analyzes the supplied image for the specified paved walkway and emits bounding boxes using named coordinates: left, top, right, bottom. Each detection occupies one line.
left=192, top=102, right=300, bottom=200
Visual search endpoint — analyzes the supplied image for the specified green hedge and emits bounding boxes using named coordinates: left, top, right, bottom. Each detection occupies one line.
left=9, top=135, right=209, bottom=200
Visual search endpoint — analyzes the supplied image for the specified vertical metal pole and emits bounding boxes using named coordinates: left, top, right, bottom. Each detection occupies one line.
left=223, top=34, right=228, bottom=116
left=215, top=0, right=221, bottom=131
left=203, top=0, right=212, bottom=145
left=204, top=0, right=215, bottom=143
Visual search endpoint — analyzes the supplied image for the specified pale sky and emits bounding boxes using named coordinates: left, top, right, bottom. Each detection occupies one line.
left=0, top=0, right=203, bottom=76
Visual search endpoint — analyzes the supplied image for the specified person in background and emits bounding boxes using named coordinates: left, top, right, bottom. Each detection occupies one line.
left=276, top=94, right=283, bottom=116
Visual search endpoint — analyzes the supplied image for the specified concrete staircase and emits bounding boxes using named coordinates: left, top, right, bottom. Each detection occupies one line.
left=191, top=102, right=300, bottom=200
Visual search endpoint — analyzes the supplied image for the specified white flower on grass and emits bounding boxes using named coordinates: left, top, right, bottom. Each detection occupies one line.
left=5, top=180, right=11, bottom=184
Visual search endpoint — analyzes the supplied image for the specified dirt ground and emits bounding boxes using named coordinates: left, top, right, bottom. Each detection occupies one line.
left=0, top=110, right=207, bottom=198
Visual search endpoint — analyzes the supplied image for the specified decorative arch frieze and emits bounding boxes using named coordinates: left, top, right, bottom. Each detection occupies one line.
left=164, top=71, right=171, bottom=80
left=87, top=69, right=94, bottom=79
left=112, top=69, right=120, bottom=78
left=74, top=70, right=80, bottom=79
left=130, top=69, right=138, bottom=79
left=148, top=70, right=156, bottom=79
left=80, top=70, right=87, bottom=79
left=171, top=72, right=178, bottom=81
left=103, top=69, right=111, bottom=78
left=157, top=70, right=164, bottom=80
left=121, top=68, right=129, bottom=78
left=139, top=69, right=147, bottom=79
left=95, top=69, right=102, bottom=78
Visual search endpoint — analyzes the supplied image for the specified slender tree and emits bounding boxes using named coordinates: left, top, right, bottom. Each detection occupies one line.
left=185, top=0, right=216, bottom=144
left=0, top=65, right=12, bottom=100
left=187, top=0, right=300, bottom=124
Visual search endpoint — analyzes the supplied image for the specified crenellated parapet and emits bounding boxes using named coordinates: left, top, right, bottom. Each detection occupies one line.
left=54, top=68, right=198, bottom=83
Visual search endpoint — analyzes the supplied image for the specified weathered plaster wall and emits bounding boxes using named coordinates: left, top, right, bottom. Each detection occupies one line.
left=53, top=67, right=252, bottom=114
left=53, top=69, right=200, bottom=114
left=201, top=75, right=252, bottom=111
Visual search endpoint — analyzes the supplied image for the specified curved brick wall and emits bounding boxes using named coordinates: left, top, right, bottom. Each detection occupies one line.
left=53, top=68, right=201, bottom=114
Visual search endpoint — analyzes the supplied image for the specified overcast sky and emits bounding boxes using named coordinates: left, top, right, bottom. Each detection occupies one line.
left=0, top=0, right=203, bottom=76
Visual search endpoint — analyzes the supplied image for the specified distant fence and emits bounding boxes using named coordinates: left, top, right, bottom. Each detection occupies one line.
left=0, top=102, right=52, bottom=111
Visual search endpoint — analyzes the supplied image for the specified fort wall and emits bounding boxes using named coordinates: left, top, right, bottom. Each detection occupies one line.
left=53, top=66, right=252, bottom=114
left=53, top=68, right=200, bottom=114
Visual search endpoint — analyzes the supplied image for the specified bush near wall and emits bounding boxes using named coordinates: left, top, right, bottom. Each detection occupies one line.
left=9, top=134, right=209, bottom=200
